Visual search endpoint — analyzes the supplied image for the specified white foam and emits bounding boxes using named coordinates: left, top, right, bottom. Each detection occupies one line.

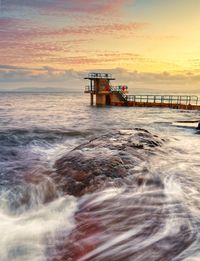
left=0, top=196, right=77, bottom=261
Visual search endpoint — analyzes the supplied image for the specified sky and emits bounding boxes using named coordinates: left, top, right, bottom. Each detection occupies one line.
left=0, top=0, right=200, bottom=93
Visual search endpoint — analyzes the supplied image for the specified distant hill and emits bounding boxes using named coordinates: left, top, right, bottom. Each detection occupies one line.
left=0, top=87, right=82, bottom=93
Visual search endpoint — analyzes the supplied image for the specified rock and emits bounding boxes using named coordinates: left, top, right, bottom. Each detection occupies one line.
left=52, top=129, right=165, bottom=197
left=195, top=122, right=200, bottom=134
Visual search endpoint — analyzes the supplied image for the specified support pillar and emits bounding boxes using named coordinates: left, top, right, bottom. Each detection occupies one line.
left=90, top=93, right=94, bottom=106
left=96, top=94, right=106, bottom=106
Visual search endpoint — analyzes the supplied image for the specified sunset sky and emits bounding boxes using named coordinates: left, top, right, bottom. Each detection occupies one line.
left=0, top=0, right=200, bottom=92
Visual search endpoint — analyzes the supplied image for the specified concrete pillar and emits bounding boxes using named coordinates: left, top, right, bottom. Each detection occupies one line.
left=90, top=93, right=94, bottom=106
left=96, top=94, right=106, bottom=106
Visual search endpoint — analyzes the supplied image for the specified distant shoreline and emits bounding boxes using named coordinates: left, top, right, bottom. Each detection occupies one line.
left=0, top=91, right=82, bottom=94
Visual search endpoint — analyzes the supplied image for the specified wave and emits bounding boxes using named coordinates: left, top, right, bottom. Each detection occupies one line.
left=47, top=129, right=200, bottom=260
left=0, top=128, right=91, bottom=146
left=0, top=194, right=77, bottom=261
left=0, top=127, right=200, bottom=260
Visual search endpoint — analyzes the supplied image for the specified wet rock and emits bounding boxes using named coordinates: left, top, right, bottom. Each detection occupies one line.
left=137, top=175, right=164, bottom=189
left=53, top=129, right=165, bottom=197
left=196, top=122, right=200, bottom=134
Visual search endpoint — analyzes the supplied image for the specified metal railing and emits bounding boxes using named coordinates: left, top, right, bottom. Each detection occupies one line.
left=111, top=85, right=128, bottom=92
left=85, top=85, right=199, bottom=106
left=109, top=86, right=127, bottom=101
left=85, top=85, right=95, bottom=92
left=126, top=95, right=199, bottom=105
left=86, top=72, right=113, bottom=79
left=109, top=86, right=128, bottom=101
left=85, top=85, right=128, bottom=93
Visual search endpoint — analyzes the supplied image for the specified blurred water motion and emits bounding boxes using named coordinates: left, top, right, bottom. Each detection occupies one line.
left=0, top=93, right=199, bottom=260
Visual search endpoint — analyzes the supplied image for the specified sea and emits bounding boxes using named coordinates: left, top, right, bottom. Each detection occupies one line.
left=0, top=92, right=200, bottom=261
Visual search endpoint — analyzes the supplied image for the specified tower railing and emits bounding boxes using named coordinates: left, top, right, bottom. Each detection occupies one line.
left=86, top=73, right=113, bottom=79
left=85, top=85, right=95, bottom=92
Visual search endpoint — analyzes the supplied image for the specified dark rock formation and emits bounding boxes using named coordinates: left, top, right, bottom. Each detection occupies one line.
left=196, top=122, right=200, bottom=134
left=52, top=129, right=165, bottom=197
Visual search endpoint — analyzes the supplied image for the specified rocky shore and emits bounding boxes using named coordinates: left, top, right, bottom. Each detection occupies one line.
left=49, top=129, right=196, bottom=261
left=52, top=129, right=165, bottom=197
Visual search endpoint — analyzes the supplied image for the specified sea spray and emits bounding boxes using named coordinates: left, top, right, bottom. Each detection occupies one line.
left=0, top=193, right=77, bottom=261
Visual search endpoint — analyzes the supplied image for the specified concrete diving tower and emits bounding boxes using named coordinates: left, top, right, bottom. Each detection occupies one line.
left=84, top=72, right=128, bottom=106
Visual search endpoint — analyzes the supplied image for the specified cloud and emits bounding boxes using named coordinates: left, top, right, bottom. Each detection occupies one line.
left=52, top=52, right=142, bottom=66
left=0, top=66, right=200, bottom=93
left=0, top=65, right=29, bottom=70
left=5, top=0, right=130, bottom=15
left=0, top=22, right=145, bottom=41
left=0, top=38, right=88, bottom=65
left=0, top=17, right=21, bottom=27
left=50, top=22, right=146, bottom=36
left=107, top=68, right=200, bottom=93
left=0, top=1, right=145, bottom=69
left=0, top=17, right=146, bottom=66
left=0, top=65, right=83, bottom=83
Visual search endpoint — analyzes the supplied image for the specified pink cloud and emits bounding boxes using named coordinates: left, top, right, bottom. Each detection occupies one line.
left=5, top=0, right=131, bottom=14
left=41, top=22, right=146, bottom=38
left=54, top=52, right=142, bottom=65
left=0, top=39, right=88, bottom=65
left=0, top=17, right=23, bottom=27
left=0, top=22, right=145, bottom=42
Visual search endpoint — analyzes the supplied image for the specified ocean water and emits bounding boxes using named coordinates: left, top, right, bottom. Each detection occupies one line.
left=0, top=92, right=200, bottom=261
